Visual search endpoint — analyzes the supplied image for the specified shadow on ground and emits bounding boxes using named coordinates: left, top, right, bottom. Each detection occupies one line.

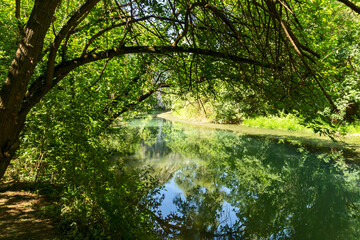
left=0, top=181, right=60, bottom=240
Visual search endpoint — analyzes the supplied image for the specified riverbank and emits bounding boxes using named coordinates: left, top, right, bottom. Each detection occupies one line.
left=1, top=112, right=359, bottom=239
left=156, top=112, right=360, bottom=163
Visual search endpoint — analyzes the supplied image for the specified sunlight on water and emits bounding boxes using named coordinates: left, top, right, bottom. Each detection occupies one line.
left=120, top=116, right=360, bottom=239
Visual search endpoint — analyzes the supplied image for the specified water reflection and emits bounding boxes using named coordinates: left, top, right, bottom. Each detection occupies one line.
left=120, top=117, right=360, bottom=239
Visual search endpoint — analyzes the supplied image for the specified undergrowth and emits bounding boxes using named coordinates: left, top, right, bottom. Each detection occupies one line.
left=242, top=113, right=360, bottom=135
left=242, top=113, right=309, bottom=132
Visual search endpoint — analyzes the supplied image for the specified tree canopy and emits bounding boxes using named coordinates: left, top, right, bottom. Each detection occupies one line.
left=2, top=0, right=360, bottom=238
left=1, top=0, right=360, bottom=178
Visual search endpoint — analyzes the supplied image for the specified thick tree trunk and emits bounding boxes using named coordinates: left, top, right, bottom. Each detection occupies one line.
left=0, top=0, right=59, bottom=179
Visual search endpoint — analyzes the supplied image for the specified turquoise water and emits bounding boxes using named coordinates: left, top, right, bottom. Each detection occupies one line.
left=122, top=117, right=360, bottom=239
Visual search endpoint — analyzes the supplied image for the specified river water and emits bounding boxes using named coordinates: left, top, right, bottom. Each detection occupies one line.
left=120, top=116, right=360, bottom=239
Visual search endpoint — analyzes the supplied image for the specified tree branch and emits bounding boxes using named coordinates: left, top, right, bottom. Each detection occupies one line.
left=337, top=0, right=360, bottom=14
left=45, top=0, right=101, bottom=86
left=22, top=45, right=279, bottom=118
left=82, top=15, right=155, bottom=55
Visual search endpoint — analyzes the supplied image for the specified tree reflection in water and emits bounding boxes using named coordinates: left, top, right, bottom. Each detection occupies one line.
left=121, top=117, right=360, bottom=239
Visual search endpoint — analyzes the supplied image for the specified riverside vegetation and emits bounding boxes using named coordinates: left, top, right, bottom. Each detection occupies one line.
left=1, top=0, right=360, bottom=239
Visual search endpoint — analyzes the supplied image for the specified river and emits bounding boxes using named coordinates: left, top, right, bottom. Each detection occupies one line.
left=118, top=116, right=360, bottom=239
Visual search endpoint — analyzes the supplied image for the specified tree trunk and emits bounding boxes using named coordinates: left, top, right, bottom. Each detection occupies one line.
left=0, top=0, right=59, bottom=179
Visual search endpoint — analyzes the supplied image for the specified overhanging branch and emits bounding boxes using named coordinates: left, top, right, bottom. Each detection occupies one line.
left=337, top=0, right=360, bottom=14
left=21, top=45, right=280, bottom=118
left=59, top=45, right=278, bottom=75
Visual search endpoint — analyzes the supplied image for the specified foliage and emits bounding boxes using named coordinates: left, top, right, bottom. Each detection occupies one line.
left=166, top=79, right=269, bottom=123
left=12, top=111, right=161, bottom=239
left=0, top=0, right=18, bottom=81
left=2, top=0, right=360, bottom=238
left=160, top=0, right=360, bottom=129
left=242, top=112, right=309, bottom=131
left=8, top=67, right=162, bottom=238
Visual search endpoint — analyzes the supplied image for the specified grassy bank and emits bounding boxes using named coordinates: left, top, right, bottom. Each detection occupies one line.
left=157, top=112, right=360, bottom=163
left=242, top=114, right=360, bottom=135
left=242, top=113, right=310, bottom=132
left=173, top=107, right=360, bottom=135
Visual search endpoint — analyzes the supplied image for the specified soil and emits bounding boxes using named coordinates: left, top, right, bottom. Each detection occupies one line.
left=0, top=180, right=60, bottom=240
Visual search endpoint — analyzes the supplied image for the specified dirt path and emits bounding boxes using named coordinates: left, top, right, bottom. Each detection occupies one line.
left=0, top=181, right=60, bottom=240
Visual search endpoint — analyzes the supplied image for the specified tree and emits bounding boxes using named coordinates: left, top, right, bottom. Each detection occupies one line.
left=0, top=0, right=357, bottom=179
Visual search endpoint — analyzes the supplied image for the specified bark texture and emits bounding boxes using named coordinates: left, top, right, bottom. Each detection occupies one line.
left=0, top=0, right=59, bottom=178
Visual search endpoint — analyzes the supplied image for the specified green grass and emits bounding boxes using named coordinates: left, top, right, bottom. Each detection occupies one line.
left=242, top=114, right=310, bottom=132
left=170, top=105, right=360, bottom=135
left=338, top=122, right=360, bottom=135
left=242, top=113, right=360, bottom=135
